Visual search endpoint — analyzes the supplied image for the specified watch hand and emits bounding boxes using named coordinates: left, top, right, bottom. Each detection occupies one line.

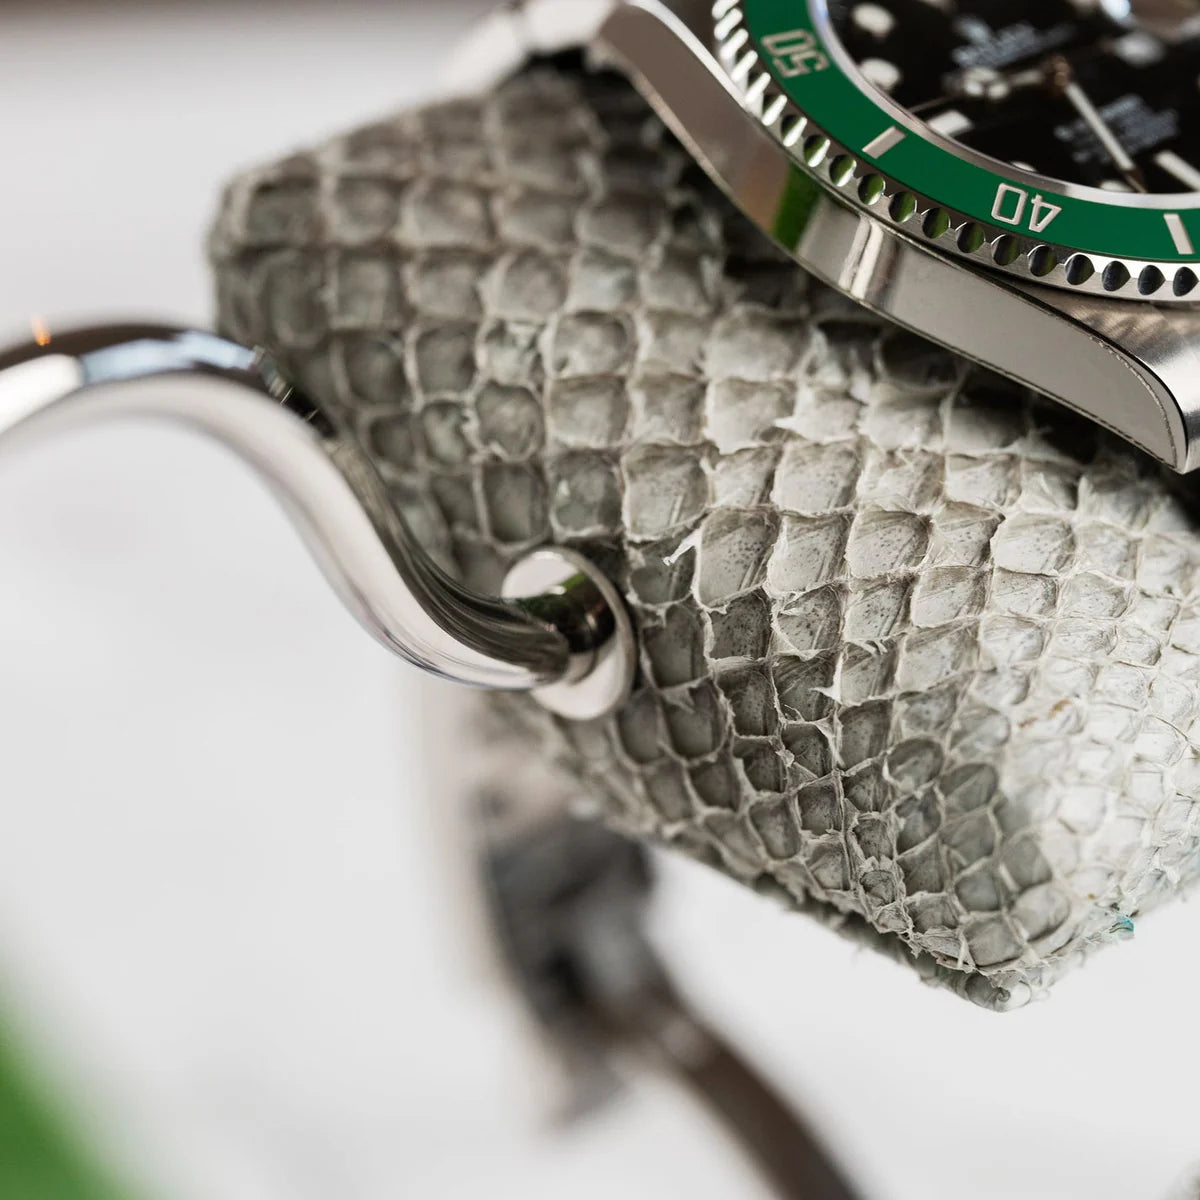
left=928, top=37, right=1121, bottom=113
left=1046, top=55, right=1148, bottom=191
left=1062, top=79, right=1144, bottom=186
left=918, top=54, right=1147, bottom=192
left=911, top=64, right=1043, bottom=115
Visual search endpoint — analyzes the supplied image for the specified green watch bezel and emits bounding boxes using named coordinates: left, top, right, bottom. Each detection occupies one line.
left=719, top=0, right=1200, bottom=302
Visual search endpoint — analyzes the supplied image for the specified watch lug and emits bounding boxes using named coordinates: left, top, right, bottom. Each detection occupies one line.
left=1010, top=284, right=1200, bottom=474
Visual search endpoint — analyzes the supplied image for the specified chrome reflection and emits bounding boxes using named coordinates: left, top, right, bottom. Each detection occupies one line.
left=0, top=324, right=634, bottom=718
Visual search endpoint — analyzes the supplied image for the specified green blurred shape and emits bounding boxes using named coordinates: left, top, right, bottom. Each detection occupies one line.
left=0, top=1021, right=132, bottom=1200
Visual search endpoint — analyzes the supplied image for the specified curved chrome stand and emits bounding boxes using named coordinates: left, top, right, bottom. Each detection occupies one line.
left=0, top=321, right=863, bottom=1196
left=0, top=323, right=635, bottom=720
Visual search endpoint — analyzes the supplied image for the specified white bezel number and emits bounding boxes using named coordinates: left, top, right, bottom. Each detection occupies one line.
left=762, top=29, right=829, bottom=78
left=991, top=183, right=1061, bottom=235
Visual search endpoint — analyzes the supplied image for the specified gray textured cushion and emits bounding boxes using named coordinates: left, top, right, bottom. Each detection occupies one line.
left=209, top=63, right=1200, bottom=1011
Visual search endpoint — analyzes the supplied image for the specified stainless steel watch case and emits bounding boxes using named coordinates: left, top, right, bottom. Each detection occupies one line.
left=451, top=0, right=1200, bottom=474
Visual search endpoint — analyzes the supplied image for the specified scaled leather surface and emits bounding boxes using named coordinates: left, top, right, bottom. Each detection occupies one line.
left=209, top=65, right=1200, bottom=1010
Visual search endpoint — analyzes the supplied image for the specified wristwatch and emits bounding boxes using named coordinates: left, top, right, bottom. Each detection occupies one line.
left=453, top=0, right=1200, bottom=474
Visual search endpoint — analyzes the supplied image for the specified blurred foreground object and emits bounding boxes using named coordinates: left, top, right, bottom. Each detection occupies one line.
left=0, top=1019, right=130, bottom=1200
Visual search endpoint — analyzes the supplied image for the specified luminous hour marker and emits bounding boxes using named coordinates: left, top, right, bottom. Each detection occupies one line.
left=1112, top=31, right=1164, bottom=67
left=862, top=125, right=906, bottom=157
left=928, top=108, right=974, bottom=138
left=861, top=58, right=902, bottom=92
left=1165, top=212, right=1195, bottom=255
left=1155, top=150, right=1200, bottom=192
left=853, top=3, right=896, bottom=38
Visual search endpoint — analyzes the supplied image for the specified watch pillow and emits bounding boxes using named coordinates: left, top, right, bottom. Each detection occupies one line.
left=209, top=62, right=1200, bottom=1011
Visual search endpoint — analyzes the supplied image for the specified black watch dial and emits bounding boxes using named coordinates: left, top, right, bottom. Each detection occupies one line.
left=825, top=0, right=1200, bottom=195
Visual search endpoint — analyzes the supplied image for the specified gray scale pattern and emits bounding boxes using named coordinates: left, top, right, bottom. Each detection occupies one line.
left=210, top=64, right=1200, bottom=1010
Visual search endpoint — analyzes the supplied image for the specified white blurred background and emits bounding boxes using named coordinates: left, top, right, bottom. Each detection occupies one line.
left=0, top=3, right=1197, bottom=1198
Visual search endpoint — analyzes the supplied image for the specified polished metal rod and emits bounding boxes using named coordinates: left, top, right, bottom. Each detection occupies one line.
left=0, top=323, right=581, bottom=694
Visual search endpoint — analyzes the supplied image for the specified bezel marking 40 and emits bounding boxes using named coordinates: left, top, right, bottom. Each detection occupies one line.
left=718, top=0, right=1200, bottom=302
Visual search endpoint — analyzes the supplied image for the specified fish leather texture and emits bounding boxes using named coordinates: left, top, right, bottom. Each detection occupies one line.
left=209, top=62, right=1200, bottom=1011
